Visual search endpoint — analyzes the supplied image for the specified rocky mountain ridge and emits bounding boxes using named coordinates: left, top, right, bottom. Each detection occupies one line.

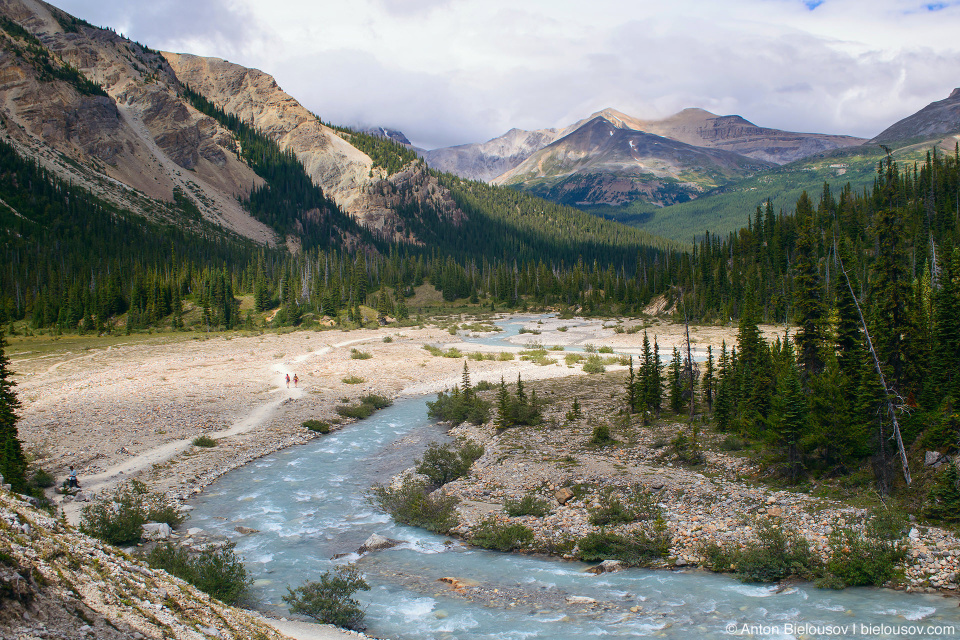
left=872, top=87, right=960, bottom=146
left=0, top=0, right=464, bottom=252
left=493, top=114, right=775, bottom=207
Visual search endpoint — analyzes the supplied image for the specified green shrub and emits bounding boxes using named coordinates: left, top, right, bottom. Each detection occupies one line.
left=565, top=353, right=584, bottom=365
left=588, top=487, right=660, bottom=526
left=336, top=395, right=391, bottom=420
left=582, top=354, right=605, bottom=373
left=31, top=468, right=55, bottom=489
left=415, top=440, right=484, bottom=487
left=336, top=402, right=375, bottom=419
left=557, top=326, right=568, bottom=332
left=670, top=427, right=705, bottom=464
left=576, top=519, right=670, bottom=566
left=382, top=336, right=393, bottom=343
left=427, top=388, right=491, bottom=426
left=283, top=565, right=370, bottom=630
left=818, top=510, right=908, bottom=589
left=924, top=462, right=960, bottom=522
left=368, top=477, right=459, bottom=534
left=731, top=520, right=819, bottom=583
left=589, top=423, right=614, bottom=446
left=598, top=346, right=614, bottom=353
left=145, top=543, right=250, bottom=605
left=497, top=352, right=515, bottom=361
left=80, top=480, right=182, bottom=545
left=470, top=518, right=534, bottom=551
left=342, top=375, right=365, bottom=384
left=700, top=541, right=734, bottom=571
left=359, top=394, right=392, bottom=410
left=192, top=435, right=218, bottom=447
left=504, top=494, right=551, bottom=517
left=303, top=420, right=331, bottom=434
left=548, top=344, right=565, bottom=351
left=474, top=380, right=496, bottom=391
left=423, top=344, right=442, bottom=356
left=719, top=435, right=746, bottom=451
left=350, top=348, right=372, bottom=360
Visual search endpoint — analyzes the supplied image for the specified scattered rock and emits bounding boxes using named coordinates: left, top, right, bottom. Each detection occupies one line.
left=566, top=595, right=598, bottom=604
left=234, top=526, right=260, bottom=535
left=439, top=576, right=480, bottom=592
left=554, top=487, right=574, bottom=505
left=142, top=522, right=172, bottom=540
left=586, top=559, right=624, bottom=574
left=358, top=533, right=403, bottom=554
left=925, top=451, right=947, bottom=468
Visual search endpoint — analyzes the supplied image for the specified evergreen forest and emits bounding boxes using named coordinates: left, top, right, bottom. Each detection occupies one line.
left=0, top=83, right=959, bottom=514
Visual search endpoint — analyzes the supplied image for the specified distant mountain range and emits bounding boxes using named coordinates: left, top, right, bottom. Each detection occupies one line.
left=0, top=0, right=958, bottom=254
left=417, top=91, right=960, bottom=229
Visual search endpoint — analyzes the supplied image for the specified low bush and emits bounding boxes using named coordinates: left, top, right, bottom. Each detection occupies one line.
left=719, top=434, right=746, bottom=451
left=359, top=394, right=392, bottom=409
left=588, top=487, right=660, bottom=526
left=382, top=335, right=393, bottom=343
left=336, top=395, right=392, bottom=420
left=336, top=402, right=374, bottom=419
left=342, top=375, right=365, bottom=384
left=565, top=353, right=585, bottom=365
left=283, top=565, right=370, bottom=630
left=589, top=423, right=615, bottom=446
left=924, top=462, right=960, bottom=523
left=368, top=477, right=459, bottom=534
left=730, top=520, right=819, bottom=583
left=474, top=380, right=497, bottom=391
left=31, top=468, right=55, bottom=489
left=497, top=352, right=515, bottom=361
left=582, top=354, right=605, bottom=373
left=598, top=346, right=614, bottom=353
left=80, top=480, right=183, bottom=545
left=415, top=440, right=484, bottom=487
left=303, top=420, right=331, bottom=434
left=504, top=494, right=551, bottom=517
left=818, top=510, right=908, bottom=589
left=350, top=348, right=372, bottom=360
left=145, top=542, right=250, bottom=605
left=576, top=519, right=670, bottom=566
left=192, top=435, right=218, bottom=447
left=469, top=518, right=534, bottom=551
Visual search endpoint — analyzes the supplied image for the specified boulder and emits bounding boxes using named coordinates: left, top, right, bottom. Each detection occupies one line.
left=925, top=451, right=946, bottom=468
left=566, top=595, right=598, bottom=604
left=555, top=487, right=575, bottom=505
left=438, top=576, right=480, bottom=592
left=585, top=559, right=624, bottom=575
left=142, top=522, right=172, bottom=540
left=357, top=533, right=402, bottom=554
left=234, top=526, right=260, bottom=535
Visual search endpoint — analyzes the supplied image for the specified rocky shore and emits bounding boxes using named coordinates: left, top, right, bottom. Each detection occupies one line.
left=436, top=372, right=960, bottom=596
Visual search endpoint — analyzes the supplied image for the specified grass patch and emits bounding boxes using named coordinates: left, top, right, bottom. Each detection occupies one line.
left=350, top=348, right=372, bottom=360
left=342, top=375, right=365, bottom=384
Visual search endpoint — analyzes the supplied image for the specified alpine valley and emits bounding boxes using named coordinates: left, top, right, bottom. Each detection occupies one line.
left=2, top=2, right=960, bottom=640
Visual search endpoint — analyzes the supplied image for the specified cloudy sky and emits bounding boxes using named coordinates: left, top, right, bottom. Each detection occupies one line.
left=53, top=0, right=960, bottom=149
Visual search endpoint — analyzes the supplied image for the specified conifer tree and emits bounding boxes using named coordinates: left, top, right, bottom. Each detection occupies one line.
left=0, top=331, right=25, bottom=491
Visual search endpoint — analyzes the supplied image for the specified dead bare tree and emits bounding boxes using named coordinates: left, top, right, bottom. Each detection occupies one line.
left=835, top=239, right=911, bottom=486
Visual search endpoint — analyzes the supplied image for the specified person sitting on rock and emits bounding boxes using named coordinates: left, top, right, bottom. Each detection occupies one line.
left=67, top=466, right=80, bottom=489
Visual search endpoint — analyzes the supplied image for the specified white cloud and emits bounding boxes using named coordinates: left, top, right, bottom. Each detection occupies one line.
left=50, top=0, right=960, bottom=148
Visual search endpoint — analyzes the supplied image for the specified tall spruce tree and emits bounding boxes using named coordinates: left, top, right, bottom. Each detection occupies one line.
left=0, top=331, right=26, bottom=491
